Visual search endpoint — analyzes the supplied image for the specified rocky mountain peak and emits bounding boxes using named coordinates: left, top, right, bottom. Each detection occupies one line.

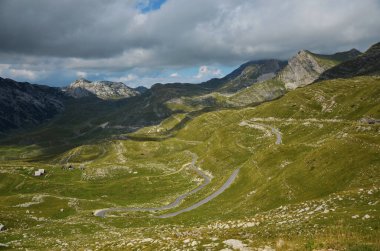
left=278, top=50, right=327, bottom=90
left=73, top=78, right=91, bottom=84
left=298, top=50, right=311, bottom=55
left=64, top=79, right=139, bottom=100
left=278, top=48, right=362, bottom=90
left=348, top=48, right=362, bottom=54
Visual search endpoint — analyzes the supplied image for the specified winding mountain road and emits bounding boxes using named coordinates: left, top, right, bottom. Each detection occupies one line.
left=158, top=168, right=240, bottom=218
left=271, top=127, right=282, bottom=144
left=94, top=119, right=281, bottom=218
left=94, top=152, right=239, bottom=218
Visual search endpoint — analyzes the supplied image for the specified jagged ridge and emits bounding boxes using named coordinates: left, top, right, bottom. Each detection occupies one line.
left=64, top=78, right=139, bottom=100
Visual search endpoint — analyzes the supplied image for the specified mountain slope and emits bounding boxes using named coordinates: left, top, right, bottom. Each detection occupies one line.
left=0, top=77, right=66, bottom=133
left=227, top=79, right=286, bottom=106
left=215, top=59, right=287, bottom=93
left=278, top=49, right=362, bottom=90
left=64, top=79, right=139, bottom=100
left=317, top=42, right=380, bottom=81
left=165, top=48, right=364, bottom=111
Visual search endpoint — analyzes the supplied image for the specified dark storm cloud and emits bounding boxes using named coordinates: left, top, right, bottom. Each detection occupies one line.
left=0, top=0, right=380, bottom=84
left=0, top=0, right=150, bottom=58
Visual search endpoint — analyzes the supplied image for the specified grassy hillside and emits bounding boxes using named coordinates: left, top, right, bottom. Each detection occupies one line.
left=215, top=60, right=287, bottom=93
left=309, top=49, right=362, bottom=69
left=165, top=79, right=287, bottom=112
left=0, top=76, right=379, bottom=250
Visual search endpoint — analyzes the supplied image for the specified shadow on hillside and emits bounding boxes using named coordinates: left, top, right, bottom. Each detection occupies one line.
left=0, top=82, right=225, bottom=160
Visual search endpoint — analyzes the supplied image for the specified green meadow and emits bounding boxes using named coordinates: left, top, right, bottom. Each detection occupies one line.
left=0, top=76, right=379, bottom=250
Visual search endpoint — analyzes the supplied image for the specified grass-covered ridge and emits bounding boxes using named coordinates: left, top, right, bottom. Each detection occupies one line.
left=0, top=76, right=379, bottom=250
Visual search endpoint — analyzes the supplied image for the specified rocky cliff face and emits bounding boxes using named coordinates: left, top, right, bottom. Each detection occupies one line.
left=278, top=50, right=333, bottom=90
left=0, top=77, right=66, bottom=133
left=64, top=79, right=139, bottom=99
left=278, top=49, right=362, bottom=90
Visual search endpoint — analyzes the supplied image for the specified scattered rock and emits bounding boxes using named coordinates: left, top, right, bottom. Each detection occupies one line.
left=276, top=239, right=285, bottom=248
left=362, top=214, right=371, bottom=220
left=223, top=239, right=249, bottom=251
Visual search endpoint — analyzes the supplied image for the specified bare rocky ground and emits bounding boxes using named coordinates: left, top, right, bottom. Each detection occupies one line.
left=1, top=186, right=378, bottom=250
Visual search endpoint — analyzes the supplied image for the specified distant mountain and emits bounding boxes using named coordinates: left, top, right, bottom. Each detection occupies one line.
left=0, top=43, right=375, bottom=137
left=134, top=86, right=149, bottom=94
left=278, top=49, right=362, bottom=90
left=63, top=79, right=139, bottom=99
left=215, top=59, right=287, bottom=93
left=164, top=61, right=289, bottom=111
left=0, top=77, right=66, bottom=133
left=163, top=48, right=364, bottom=111
left=317, top=42, right=380, bottom=81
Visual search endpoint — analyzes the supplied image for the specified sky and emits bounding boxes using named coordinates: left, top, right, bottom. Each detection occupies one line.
left=0, top=0, right=379, bottom=87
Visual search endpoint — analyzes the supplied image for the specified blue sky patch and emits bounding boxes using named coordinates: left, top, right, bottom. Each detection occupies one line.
left=137, top=0, right=166, bottom=13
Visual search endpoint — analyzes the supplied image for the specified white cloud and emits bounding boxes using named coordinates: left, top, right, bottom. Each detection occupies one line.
left=0, top=64, right=10, bottom=75
left=76, top=71, right=87, bottom=78
left=110, top=74, right=139, bottom=83
left=9, top=69, right=37, bottom=80
left=170, top=72, right=179, bottom=77
left=0, top=63, right=39, bottom=80
left=195, top=65, right=223, bottom=79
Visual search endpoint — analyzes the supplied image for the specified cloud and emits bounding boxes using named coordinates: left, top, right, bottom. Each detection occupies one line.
left=9, top=69, right=38, bottom=80
left=195, top=66, right=222, bottom=79
left=110, top=74, right=139, bottom=83
left=76, top=71, right=87, bottom=79
left=0, top=64, right=40, bottom=81
left=0, top=0, right=380, bottom=86
left=170, top=72, right=179, bottom=77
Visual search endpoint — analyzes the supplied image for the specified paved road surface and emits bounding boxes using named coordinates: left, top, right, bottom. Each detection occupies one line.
left=271, top=127, right=282, bottom=144
left=94, top=120, right=281, bottom=218
left=93, top=152, right=240, bottom=218
left=157, top=168, right=240, bottom=218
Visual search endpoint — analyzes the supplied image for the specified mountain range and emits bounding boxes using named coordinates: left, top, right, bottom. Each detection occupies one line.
left=1, top=43, right=377, bottom=135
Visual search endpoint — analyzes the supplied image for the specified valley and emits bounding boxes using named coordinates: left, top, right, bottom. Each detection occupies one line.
left=1, top=72, right=379, bottom=249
